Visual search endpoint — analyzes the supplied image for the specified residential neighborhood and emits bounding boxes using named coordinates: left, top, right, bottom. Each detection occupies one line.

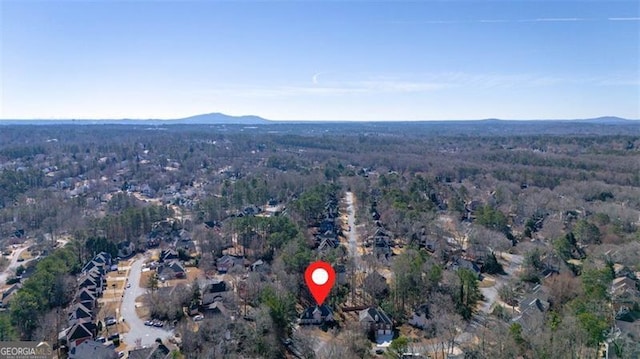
left=0, top=122, right=639, bottom=359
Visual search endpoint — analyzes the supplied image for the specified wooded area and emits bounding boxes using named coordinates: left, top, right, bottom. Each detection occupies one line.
left=0, top=122, right=639, bottom=358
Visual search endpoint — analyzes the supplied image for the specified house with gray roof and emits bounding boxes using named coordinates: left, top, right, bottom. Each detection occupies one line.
left=300, top=305, right=334, bottom=325
left=359, top=307, right=393, bottom=341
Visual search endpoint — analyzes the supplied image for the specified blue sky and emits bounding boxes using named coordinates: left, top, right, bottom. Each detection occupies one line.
left=1, top=0, right=639, bottom=121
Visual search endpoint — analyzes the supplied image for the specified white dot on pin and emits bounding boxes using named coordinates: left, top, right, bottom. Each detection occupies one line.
left=311, top=268, right=328, bottom=285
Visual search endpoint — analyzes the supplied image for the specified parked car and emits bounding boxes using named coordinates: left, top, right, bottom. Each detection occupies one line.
left=96, top=336, right=106, bottom=343
left=193, top=315, right=204, bottom=322
left=144, top=320, right=153, bottom=326
left=105, top=317, right=117, bottom=326
left=153, top=320, right=164, bottom=327
left=108, top=333, right=120, bottom=341
left=126, top=283, right=131, bottom=288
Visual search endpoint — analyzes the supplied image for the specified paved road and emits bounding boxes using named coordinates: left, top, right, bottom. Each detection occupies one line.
left=477, top=253, right=524, bottom=314
left=0, top=238, right=71, bottom=285
left=500, top=253, right=524, bottom=276
left=345, top=192, right=362, bottom=271
left=299, top=192, right=363, bottom=356
left=478, top=283, right=500, bottom=314
left=121, top=256, right=174, bottom=348
left=0, top=242, right=35, bottom=284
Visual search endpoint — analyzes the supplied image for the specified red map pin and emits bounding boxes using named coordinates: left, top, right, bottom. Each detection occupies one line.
left=304, top=261, right=335, bottom=306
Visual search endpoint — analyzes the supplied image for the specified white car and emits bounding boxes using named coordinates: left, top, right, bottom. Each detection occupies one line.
left=193, top=314, right=204, bottom=322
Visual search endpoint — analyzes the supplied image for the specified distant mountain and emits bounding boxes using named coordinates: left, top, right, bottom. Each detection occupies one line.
left=476, top=118, right=504, bottom=124
left=172, top=112, right=271, bottom=125
left=0, top=112, right=273, bottom=125
left=474, top=116, right=636, bottom=124
left=572, top=116, right=634, bottom=124
left=0, top=114, right=637, bottom=125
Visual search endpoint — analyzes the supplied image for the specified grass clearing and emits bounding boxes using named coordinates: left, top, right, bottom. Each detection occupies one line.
left=134, top=294, right=150, bottom=319
left=98, top=300, right=120, bottom=320
left=140, top=270, right=154, bottom=288
left=18, top=250, right=33, bottom=261
left=478, top=277, right=496, bottom=288
left=0, top=256, right=9, bottom=272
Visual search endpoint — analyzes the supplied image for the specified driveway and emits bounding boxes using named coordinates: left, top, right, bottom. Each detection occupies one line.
left=121, top=256, right=174, bottom=348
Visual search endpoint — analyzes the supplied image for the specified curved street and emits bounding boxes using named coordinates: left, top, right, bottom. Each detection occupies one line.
left=0, top=242, right=35, bottom=284
left=121, top=256, right=174, bottom=348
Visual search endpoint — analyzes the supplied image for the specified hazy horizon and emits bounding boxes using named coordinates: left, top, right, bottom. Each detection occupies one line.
left=2, top=0, right=639, bottom=121
left=1, top=113, right=638, bottom=123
